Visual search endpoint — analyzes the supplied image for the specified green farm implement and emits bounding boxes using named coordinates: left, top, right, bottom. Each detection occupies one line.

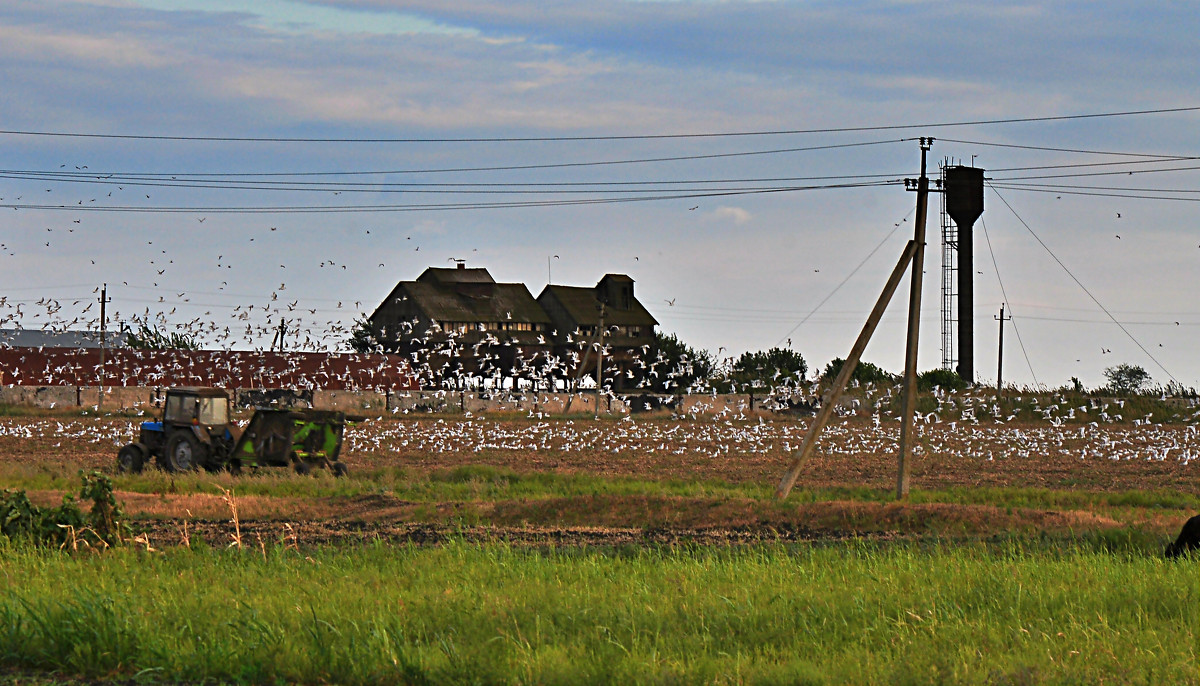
left=117, top=387, right=355, bottom=476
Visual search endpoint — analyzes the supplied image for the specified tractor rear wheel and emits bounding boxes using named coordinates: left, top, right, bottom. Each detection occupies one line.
left=117, top=443, right=146, bottom=474
left=163, top=432, right=204, bottom=472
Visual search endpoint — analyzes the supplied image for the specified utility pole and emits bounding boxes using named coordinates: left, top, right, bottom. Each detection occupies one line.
left=594, top=304, right=606, bottom=419
left=995, top=304, right=1011, bottom=399
left=271, top=319, right=287, bottom=352
left=896, top=137, right=934, bottom=500
left=97, top=284, right=110, bottom=408
left=776, top=139, right=937, bottom=501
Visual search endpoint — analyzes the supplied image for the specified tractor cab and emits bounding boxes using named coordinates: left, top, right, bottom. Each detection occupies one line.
left=163, top=389, right=230, bottom=430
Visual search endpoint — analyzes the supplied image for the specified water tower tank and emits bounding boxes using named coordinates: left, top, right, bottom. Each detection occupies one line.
left=944, top=166, right=984, bottom=384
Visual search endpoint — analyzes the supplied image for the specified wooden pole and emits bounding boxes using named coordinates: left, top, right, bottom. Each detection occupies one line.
left=562, top=305, right=605, bottom=415
left=995, top=304, right=1010, bottom=400
left=896, top=138, right=933, bottom=499
left=775, top=240, right=918, bottom=499
left=594, top=304, right=606, bottom=419
left=97, top=283, right=109, bottom=409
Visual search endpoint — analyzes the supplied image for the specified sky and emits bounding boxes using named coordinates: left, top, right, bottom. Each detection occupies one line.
left=1, top=0, right=1198, bottom=391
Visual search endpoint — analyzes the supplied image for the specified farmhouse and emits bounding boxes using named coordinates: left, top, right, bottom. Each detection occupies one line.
left=367, top=264, right=555, bottom=386
left=538, top=274, right=659, bottom=390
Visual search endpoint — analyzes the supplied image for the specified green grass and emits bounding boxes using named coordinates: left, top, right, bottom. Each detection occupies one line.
left=5, top=461, right=1199, bottom=526
left=0, top=540, right=1194, bottom=685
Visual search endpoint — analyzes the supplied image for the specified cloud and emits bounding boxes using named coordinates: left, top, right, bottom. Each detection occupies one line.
left=711, top=206, right=752, bottom=225
left=0, top=24, right=172, bottom=69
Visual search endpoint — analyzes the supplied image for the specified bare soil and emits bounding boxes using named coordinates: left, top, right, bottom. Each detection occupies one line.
left=5, top=415, right=1197, bottom=547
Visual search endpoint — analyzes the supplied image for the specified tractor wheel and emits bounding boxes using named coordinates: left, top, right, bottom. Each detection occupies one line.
left=163, top=432, right=204, bottom=473
left=331, top=463, right=348, bottom=478
left=117, top=443, right=146, bottom=474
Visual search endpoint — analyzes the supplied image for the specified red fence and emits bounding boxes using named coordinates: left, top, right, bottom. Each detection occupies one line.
left=0, top=347, right=417, bottom=391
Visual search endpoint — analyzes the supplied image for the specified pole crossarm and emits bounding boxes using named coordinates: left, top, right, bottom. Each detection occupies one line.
left=775, top=239, right=918, bottom=499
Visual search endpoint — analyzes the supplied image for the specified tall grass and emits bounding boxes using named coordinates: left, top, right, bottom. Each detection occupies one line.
left=0, top=540, right=1194, bottom=684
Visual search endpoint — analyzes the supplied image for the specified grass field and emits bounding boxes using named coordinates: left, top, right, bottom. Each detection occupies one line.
left=1, top=407, right=1198, bottom=683
left=1, top=540, right=1195, bottom=685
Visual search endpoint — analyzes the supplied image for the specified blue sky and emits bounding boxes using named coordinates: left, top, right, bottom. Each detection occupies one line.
left=1, top=0, right=1198, bottom=389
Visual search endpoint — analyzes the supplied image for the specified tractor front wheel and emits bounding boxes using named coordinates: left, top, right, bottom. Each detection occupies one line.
left=163, top=432, right=204, bottom=473
left=117, top=443, right=147, bottom=474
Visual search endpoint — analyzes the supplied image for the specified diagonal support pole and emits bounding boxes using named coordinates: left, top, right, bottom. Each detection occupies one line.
left=776, top=239, right=919, bottom=499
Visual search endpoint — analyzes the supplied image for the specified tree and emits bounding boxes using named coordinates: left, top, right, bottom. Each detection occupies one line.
left=125, top=324, right=198, bottom=350
left=1104, top=363, right=1151, bottom=396
left=648, top=332, right=716, bottom=392
left=822, top=358, right=897, bottom=385
left=728, top=347, right=807, bottom=392
left=347, top=317, right=385, bottom=354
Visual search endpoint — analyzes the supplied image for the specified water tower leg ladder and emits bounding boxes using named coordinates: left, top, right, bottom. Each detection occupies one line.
left=939, top=163, right=958, bottom=372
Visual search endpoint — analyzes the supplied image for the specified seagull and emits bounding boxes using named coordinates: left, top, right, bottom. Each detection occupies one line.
left=664, top=298, right=675, bottom=306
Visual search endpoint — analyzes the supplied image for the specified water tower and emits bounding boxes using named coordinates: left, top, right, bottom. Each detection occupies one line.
left=942, top=165, right=984, bottom=384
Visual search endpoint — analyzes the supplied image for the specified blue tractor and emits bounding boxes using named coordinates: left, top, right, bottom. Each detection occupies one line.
left=117, top=387, right=238, bottom=473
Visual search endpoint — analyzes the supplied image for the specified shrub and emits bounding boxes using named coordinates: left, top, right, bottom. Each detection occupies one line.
left=822, top=358, right=897, bottom=385
left=0, top=471, right=127, bottom=548
left=917, top=368, right=968, bottom=392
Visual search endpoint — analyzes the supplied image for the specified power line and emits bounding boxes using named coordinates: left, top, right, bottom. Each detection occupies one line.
left=1, top=139, right=907, bottom=178
left=987, top=184, right=1180, bottom=384
left=0, top=172, right=904, bottom=196
left=935, top=137, right=1197, bottom=159
left=0, top=170, right=906, bottom=189
left=0, top=180, right=901, bottom=214
left=774, top=208, right=913, bottom=347
left=978, top=218, right=1040, bottom=388
left=987, top=181, right=1200, bottom=195
left=987, top=185, right=1200, bottom=203
left=2, top=105, right=1197, bottom=143
left=991, top=162, right=1200, bottom=181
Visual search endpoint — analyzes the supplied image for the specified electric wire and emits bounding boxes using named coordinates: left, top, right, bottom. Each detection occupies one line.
left=978, top=217, right=1041, bottom=389
left=772, top=208, right=914, bottom=347
left=986, top=185, right=1200, bottom=203
left=0, top=138, right=907, bottom=178
left=0, top=170, right=906, bottom=186
left=935, top=137, right=1197, bottom=159
left=991, top=163, right=1200, bottom=182
left=0, top=179, right=901, bottom=214
left=986, top=184, right=1180, bottom=384
left=2, top=105, right=1197, bottom=142
left=987, top=158, right=1199, bottom=173
left=987, top=181, right=1200, bottom=194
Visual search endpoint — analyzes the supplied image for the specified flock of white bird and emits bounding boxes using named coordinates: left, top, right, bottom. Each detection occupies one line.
left=0, top=389, right=1196, bottom=468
